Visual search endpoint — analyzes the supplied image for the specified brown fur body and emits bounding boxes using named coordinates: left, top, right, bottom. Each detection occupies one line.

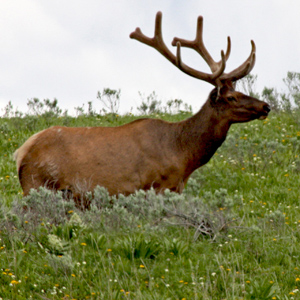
left=15, top=12, right=271, bottom=202
left=14, top=86, right=270, bottom=200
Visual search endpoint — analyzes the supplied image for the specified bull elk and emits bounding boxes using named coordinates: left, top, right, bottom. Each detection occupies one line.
left=14, top=11, right=270, bottom=205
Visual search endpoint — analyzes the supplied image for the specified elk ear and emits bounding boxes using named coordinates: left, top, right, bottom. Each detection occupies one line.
left=209, top=87, right=219, bottom=104
left=214, top=86, right=223, bottom=102
left=216, top=86, right=221, bottom=101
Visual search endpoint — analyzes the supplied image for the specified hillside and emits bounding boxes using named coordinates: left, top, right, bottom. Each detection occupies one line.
left=0, top=108, right=300, bottom=299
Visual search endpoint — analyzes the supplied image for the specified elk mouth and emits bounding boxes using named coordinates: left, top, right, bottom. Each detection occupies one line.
left=257, top=104, right=271, bottom=120
left=258, top=113, right=268, bottom=120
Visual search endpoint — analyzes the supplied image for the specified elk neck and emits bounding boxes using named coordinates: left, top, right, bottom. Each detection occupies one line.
left=176, top=99, right=231, bottom=174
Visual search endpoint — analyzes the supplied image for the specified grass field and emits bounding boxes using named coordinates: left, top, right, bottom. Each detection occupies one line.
left=1, top=107, right=300, bottom=299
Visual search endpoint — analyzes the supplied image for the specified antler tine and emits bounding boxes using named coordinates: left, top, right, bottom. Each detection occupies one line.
left=212, top=50, right=226, bottom=80
left=176, top=42, right=226, bottom=81
left=130, top=11, right=227, bottom=86
left=173, top=42, right=204, bottom=83
left=224, top=36, right=231, bottom=61
left=154, top=11, right=163, bottom=40
left=172, top=16, right=230, bottom=73
left=194, top=15, right=219, bottom=70
left=221, top=40, right=256, bottom=82
left=175, top=41, right=226, bottom=85
left=130, top=12, right=177, bottom=65
left=172, top=16, right=211, bottom=69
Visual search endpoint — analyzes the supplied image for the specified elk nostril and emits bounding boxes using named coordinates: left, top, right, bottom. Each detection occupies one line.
left=264, top=104, right=271, bottom=113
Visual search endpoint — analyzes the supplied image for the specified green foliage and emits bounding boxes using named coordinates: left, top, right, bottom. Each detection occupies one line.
left=236, top=74, right=260, bottom=98
left=2, top=101, right=23, bottom=118
left=116, top=234, right=161, bottom=260
left=137, top=91, right=162, bottom=114
left=46, top=234, right=70, bottom=255
left=262, top=87, right=280, bottom=112
left=239, top=72, right=300, bottom=113
left=97, top=87, right=121, bottom=115
left=137, top=91, right=192, bottom=115
left=164, top=238, right=189, bottom=256
left=15, top=187, right=76, bottom=227
left=246, top=279, right=277, bottom=299
left=2, top=79, right=300, bottom=298
left=84, top=232, right=107, bottom=250
left=283, top=71, right=300, bottom=109
left=27, top=97, right=63, bottom=117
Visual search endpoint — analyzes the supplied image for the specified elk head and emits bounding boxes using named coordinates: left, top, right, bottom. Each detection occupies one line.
left=130, top=12, right=270, bottom=123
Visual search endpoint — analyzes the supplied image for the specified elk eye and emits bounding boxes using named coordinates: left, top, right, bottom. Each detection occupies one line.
left=228, top=96, right=236, bottom=102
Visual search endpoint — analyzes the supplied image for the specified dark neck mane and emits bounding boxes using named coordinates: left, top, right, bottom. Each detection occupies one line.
left=176, top=99, right=231, bottom=175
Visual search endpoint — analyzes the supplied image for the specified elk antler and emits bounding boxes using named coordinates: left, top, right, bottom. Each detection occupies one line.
left=130, top=11, right=226, bottom=86
left=172, top=16, right=231, bottom=74
left=221, top=40, right=256, bottom=82
left=130, top=11, right=256, bottom=87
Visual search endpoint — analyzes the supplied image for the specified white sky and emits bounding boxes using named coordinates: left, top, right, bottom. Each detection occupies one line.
left=0, top=0, right=300, bottom=115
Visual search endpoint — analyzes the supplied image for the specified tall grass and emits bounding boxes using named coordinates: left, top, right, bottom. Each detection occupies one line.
left=1, top=108, right=300, bottom=299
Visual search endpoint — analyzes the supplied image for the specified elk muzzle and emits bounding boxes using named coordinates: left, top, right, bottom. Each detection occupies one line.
left=257, top=102, right=271, bottom=120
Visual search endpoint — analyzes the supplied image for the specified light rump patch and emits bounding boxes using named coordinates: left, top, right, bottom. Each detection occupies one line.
left=14, top=129, right=46, bottom=172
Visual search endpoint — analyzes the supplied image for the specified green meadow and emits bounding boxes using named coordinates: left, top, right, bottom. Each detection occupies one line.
left=1, top=79, right=300, bottom=299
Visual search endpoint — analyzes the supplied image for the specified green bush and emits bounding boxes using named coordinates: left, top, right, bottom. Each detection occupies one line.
left=2, top=84, right=300, bottom=298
